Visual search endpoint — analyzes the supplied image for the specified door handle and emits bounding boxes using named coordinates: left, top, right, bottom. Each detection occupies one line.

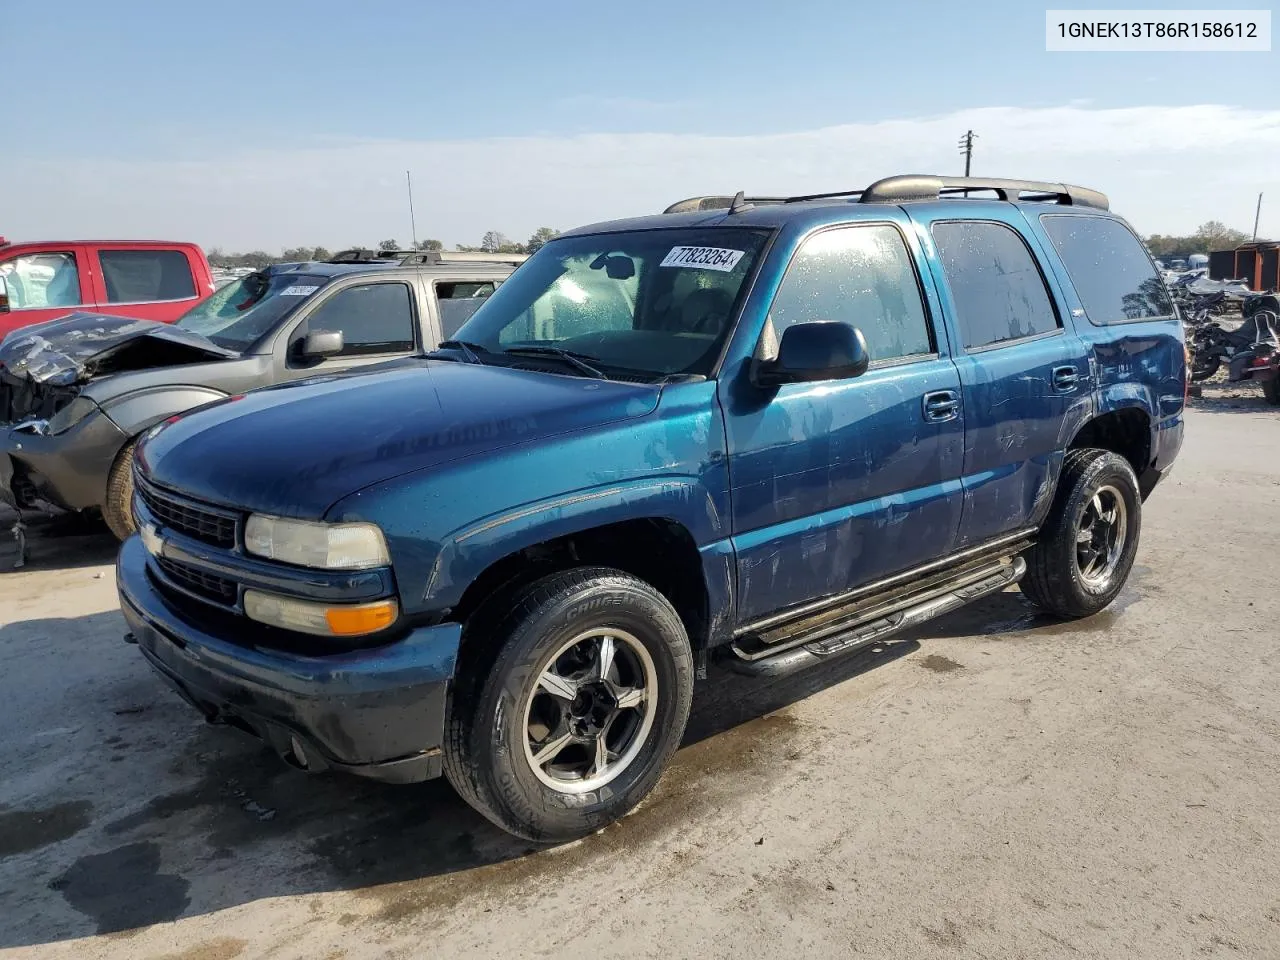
left=1052, top=365, right=1079, bottom=391
left=922, top=390, right=960, bottom=422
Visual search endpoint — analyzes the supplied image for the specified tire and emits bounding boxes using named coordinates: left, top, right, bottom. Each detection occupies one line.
left=443, top=567, right=694, bottom=843
left=1191, top=356, right=1220, bottom=381
left=102, top=439, right=139, bottom=542
left=1021, top=449, right=1141, bottom=620
left=1262, top=377, right=1280, bottom=406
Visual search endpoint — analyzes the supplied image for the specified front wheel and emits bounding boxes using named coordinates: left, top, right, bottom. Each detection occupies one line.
left=102, top=439, right=139, bottom=542
left=443, top=567, right=694, bottom=843
left=1021, top=449, right=1142, bottom=620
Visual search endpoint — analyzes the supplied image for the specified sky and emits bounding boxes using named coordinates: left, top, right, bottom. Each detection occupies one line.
left=3, top=0, right=1277, bottom=250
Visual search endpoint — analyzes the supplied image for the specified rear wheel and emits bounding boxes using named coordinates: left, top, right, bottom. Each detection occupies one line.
left=102, top=439, right=139, bottom=542
left=443, top=567, right=694, bottom=843
left=1021, top=449, right=1141, bottom=619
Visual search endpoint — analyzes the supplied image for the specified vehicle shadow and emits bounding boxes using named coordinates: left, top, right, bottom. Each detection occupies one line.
left=0, top=588, right=1090, bottom=947
left=0, top=506, right=117, bottom=573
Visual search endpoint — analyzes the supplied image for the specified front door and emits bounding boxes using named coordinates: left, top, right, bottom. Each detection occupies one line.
left=0, top=246, right=95, bottom=338
left=724, top=218, right=965, bottom=624
left=910, top=208, right=1091, bottom=547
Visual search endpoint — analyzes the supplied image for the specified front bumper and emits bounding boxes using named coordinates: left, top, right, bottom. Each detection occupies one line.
left=117, top=535, right=462, bottom=783
left=1, top=410, right=128, bottom=511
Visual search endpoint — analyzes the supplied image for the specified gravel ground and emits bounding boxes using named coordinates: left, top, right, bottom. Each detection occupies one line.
left=2, top=401, right=1279, bottom=960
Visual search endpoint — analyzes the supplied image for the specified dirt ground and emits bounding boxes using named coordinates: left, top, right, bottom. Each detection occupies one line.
left=2, top=389, right=1279, bottom=960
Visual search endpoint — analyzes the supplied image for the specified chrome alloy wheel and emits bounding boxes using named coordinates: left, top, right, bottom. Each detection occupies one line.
left=1076, top=485, right=1128, bottom=588
left=521, top=628, right=658, bottom=794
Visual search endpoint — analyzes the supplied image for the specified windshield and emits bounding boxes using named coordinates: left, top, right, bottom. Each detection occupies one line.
left=175, top=272, right=325, bottom=350
left=452, top=227, right=770, bottom=378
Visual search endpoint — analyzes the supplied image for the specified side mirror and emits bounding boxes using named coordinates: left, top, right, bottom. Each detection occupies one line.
left=752, top=321, right=870, bottom=387
left=0, top=275, right=9, bottom=314
left=300, top=329, right=343, bottom=360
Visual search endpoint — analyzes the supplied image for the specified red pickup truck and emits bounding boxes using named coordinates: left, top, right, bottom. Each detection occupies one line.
left=0, top=238, right=215, bottom=339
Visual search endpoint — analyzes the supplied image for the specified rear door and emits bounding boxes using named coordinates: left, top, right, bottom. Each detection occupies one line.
left=909, top=207, right=1090, bottom=547
left=90, top=245, right=202, bottom=323
left=0, top=244, right=96, bottom=337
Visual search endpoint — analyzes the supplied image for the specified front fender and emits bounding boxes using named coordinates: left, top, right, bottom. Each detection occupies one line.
left=423, top=476, right=727, bottom=612
left=101, top=385, right=230, bottom=436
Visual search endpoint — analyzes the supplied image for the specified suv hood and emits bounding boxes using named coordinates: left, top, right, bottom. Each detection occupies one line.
left=0, top=312, right=235, bottom=386
left=138, top=360, right=661, bottom=518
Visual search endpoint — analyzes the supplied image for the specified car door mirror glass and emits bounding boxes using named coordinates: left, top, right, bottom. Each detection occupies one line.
left=300, top=329, right=344, bottom=360
left=753, top=321, right=870, bottom=387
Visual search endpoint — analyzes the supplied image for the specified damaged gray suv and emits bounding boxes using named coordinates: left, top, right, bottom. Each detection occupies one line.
left=0, top=249, right=525, bottom=539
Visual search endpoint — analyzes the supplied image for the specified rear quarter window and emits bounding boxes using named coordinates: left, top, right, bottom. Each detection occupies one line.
left=1039, top=215, right=1172, bottom=324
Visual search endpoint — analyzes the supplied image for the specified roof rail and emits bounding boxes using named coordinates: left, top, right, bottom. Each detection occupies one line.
left=861, top=175, right=1108, bottom=209
left=397, top=250, right=529, bottom=266
left=662, top=175, right=1108, bottom=214
left=327, top=248, right=409, bottom=263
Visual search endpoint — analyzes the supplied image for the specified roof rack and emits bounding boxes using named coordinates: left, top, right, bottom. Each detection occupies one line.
left=396, top=250, right=528, bottom=266
left=326, top=248, right=530, bottom=266
left=663, top=175, right=1108, bottom=214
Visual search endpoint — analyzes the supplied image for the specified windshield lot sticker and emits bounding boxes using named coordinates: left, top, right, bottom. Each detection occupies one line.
left=280, top=285, right=320, bottom=296
left=660, top=246, right=745, bottom=272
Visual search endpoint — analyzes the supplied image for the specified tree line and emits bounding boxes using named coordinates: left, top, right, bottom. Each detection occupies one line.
left=1144, top=221, right=1250, bottom=261
left=207, top=227, right=560, bottom=269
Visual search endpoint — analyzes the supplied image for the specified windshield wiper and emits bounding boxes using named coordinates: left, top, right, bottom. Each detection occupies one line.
left=434, top=339, right=490, bottom=364
left=502, top=345, right=608, bottom=379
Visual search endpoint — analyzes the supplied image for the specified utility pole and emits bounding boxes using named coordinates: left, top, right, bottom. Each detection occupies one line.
left=958, top=130, right=977, bottom=176
left=1253, top=192, right=1263, bottom=240
left=406, top=170, right=418, bottom=249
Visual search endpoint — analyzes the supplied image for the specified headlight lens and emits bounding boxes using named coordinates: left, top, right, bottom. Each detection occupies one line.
left=244, top=514, right=390, bottom=569
left=244, top=590, right=398, bottom=636
left=46, top=397, right=98, bottom=435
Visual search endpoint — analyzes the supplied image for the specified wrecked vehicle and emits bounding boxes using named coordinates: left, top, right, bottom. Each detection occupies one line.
left=0, top=250, right=525, bottom=539
left=117, top=175, right=1185, bottom=843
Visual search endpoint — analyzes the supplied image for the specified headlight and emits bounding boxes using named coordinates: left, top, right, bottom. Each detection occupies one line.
left=244, top=590, right=399, bottom=636
left=244, top=514, right=390, bottom=569
left=46, top=397, right=98, bottom=435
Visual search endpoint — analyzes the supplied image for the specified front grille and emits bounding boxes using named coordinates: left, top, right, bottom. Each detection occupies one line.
left=137, top=479, right=238, bottom=548
left=157, top=557, right=238, bottom=604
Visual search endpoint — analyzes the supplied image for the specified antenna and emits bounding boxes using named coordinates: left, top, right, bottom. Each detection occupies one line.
left=1254, top=192, right=1264, bottom=241
left=406, top=170, right=418, bottom=249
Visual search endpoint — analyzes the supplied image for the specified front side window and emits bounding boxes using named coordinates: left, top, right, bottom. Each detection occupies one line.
left=98, top=249, right=197, bottom=303
left=455, top=227, right=770, bottom=378
left=931, top=221, right=1061, bottom=350
left=1040, top=215, right=1173, bottom=323
left=436, top=280, right=497, bottom=339
left=0, top=252, right=82, bottom=309
left=304, top=282, right=416, bottom=355
left=767, top=224, right=933, bottom=363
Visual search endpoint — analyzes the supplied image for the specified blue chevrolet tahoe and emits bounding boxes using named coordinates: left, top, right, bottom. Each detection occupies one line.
left=117, top=175, right=1186, bottom=842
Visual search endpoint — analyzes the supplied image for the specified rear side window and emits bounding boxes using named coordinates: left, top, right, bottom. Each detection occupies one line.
left=305, top=282, right=415, bottom=355
left=99, top=249, right=197, bottom=303
left=435, top=280, right=496, bottom=339
left=768, top=224, right=933, bottom=363
left=1040, top=215, right=1172, bottom=323
left=931, top=221, right=1060, bottom=350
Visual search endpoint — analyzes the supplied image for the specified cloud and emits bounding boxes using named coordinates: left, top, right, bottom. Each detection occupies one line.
left=5, top=103, right=1278, bottom=250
